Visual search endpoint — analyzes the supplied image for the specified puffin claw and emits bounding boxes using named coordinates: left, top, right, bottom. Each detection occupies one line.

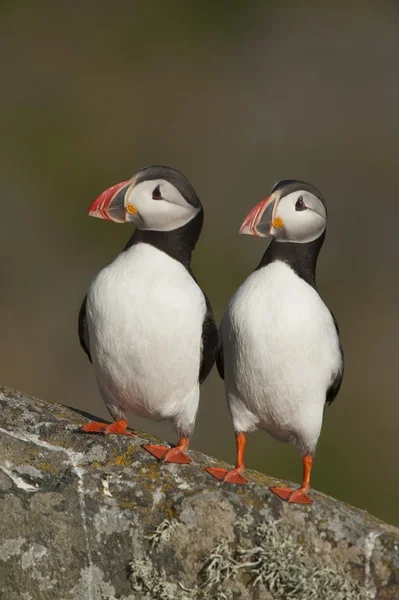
left=81, top=419, right=135, bottom=436
left=205, top=466, right=248, bottom=484
left=270, top=486, right=293, bottom=501
left=287, top=489, right=313, bottom=504
left=205, top=467, right=229, bottom=481
left=143, top=444, right=169, bottom=460
left=223, top=468, right=248, bottom=484
left=143, top=444, right=191, bottom=464
left=81, top=421, right=108, bottom=433
left=163, top=447, right=191, bottom=464
left=270, top=486, right=313, bottom=504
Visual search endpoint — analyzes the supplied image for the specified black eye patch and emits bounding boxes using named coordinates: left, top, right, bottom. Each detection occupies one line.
left=152, top=185, right=162, bottom=200
left=295, top=196, right=307, bottom=211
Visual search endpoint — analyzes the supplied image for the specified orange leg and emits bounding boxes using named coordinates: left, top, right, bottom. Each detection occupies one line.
left=270, top=454, right=314, bottom=504
left=143, top=436, right=191, bottom=464
left=205, top=432, right=249, bottom=484
left=81, top=419, right=135, bottom=436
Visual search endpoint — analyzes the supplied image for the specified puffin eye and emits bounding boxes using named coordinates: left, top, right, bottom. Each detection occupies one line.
left=152, top=185, right=162, bottom=200
left=295, top=196, right=306, bottom=211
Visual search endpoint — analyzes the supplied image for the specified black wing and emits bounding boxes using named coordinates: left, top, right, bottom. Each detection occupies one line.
left=78, top=295, right=92, bottom=363
left=326, top=311, right=344, bottom=405
left=216, top=338, right=224, bottom=380
left=199, top=295, right=218, bottom=384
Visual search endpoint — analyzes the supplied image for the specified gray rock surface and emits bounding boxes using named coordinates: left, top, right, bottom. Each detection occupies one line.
left=0, top=385, right=398, bottom=600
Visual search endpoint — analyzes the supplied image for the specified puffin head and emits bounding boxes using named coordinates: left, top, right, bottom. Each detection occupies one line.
left=88, top=165, right=202, bottom=232
left=239, top=180, right=327, bottom=244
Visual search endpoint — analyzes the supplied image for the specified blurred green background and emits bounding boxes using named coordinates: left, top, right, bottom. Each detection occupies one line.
left=1, top=1, right=398, bottom=526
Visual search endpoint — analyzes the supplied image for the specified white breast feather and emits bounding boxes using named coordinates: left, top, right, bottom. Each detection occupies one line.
left=220, top=261, right=342, bottom=454
left=86, top=243, right=206, bottom=433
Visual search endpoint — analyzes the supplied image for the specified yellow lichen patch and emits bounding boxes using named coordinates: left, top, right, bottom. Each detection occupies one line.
left=118, top=500, right=136, bottom=511
left=53, top=410, right=81, bottom=422
left=233, top=487, right=266, bottom=510
left=89, top=461, right=102, bottom=469
left=161, top=499, right=177, bottom=521
left=143, top=462, right=162, bottom=481
left=38, top=461, right=60, bottom=476
left=113, top=445, right=138, bottom=466
left=244, top=470, right=273, bottom=486
left=45, top=439, right=71, bottom=451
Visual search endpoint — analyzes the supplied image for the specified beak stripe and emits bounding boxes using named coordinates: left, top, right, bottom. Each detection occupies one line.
left=88, top=179, right=130, bottom=221
left=239, top=192, right=283, bottom=237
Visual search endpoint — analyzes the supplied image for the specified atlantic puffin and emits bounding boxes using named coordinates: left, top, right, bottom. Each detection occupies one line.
left=78, top=165, right=218, bottom=464
left=206, top=180, right=343, bottom=503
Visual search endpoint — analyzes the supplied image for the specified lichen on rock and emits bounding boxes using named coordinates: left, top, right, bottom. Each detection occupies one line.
left=0, top=385, right=398, bottom=599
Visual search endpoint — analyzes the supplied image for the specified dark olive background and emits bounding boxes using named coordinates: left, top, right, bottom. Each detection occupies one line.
left=1, top=2, right=398, bottom=525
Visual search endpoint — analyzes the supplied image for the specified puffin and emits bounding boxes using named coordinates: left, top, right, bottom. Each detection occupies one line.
left=78, top=165, right=218, bottom=464
left=205, top=180, right=344, bottom=503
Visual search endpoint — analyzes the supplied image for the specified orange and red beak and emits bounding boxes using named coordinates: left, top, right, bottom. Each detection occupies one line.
left=88, top=179, right=133, bottom=223
left=239, top=193, right=282, bottom=237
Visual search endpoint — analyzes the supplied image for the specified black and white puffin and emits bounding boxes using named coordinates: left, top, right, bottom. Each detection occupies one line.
left=206, top=180, right=343, bottom=503
left=78, top=165, right=218, bottom=464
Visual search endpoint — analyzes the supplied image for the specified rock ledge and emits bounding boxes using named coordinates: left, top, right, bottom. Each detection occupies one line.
left=0, top=386, right=398, bottom=600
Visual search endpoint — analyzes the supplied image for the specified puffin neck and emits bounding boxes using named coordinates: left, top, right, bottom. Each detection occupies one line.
left=123, top=209, right=204, bottom=269
left=255, top=231, right=326, bottom=290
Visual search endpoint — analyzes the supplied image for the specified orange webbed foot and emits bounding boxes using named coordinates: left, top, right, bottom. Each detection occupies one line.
left=144, top=436, right=191, bottom=464
left=205, top=432, right=248, bottom=484
left=143, top=444, right=169, bottom=460
left=143, top=444, right=191, bottom=464
left=269, top=486, right=293, bottom=501
left=81, top=421, right=108, bottom=433
left=205, top=467, right=229, bottom=481
left=81, top=419, right=135, bottom=436
left=163, top=446, right=191, bottom=464
left=205, top=466, right=248, bottom=484
left=287, top=488, right=313, bottom=504
left=270, top=486, right=313, bottom=504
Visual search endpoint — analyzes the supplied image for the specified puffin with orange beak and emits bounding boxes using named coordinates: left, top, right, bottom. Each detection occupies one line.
left=206, top=180, right=343, bottom=504
left=78, top=165, right=218, bottom=464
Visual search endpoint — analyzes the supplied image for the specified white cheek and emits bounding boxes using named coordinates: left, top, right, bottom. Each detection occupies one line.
left=142, top=201, right=193, bottom=231
left=128, top=196, right=198, bottom=231
left=275, top=199, right=325, bottom=243
left=283, top=212, right=325, bottom=243
left=124, top=181, right=200, bottom=231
